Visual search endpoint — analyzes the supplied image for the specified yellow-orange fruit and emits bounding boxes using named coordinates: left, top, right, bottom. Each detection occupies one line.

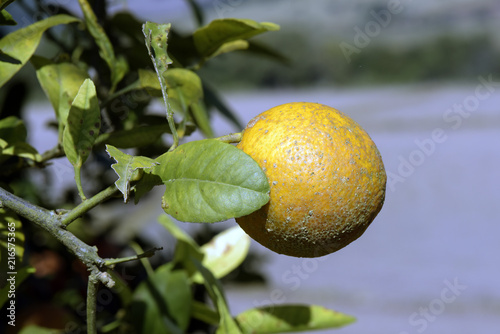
left=236, top=102, right=386, bottom=257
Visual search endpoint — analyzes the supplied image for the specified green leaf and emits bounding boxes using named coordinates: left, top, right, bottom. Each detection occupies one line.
left=158, top=214, right=199, bottom=250
left=138, top=68, right=162, bottom=96
left=142, top=22, right=173, bottom=83
left=0, top=116, right=40, bottom=162
left=31, top=56, right=89, bottom=140
left=210, top=39, right=249, bottom=59
left=157, top=215, right=204, bottom=276
left=133, top=172, right=163, bottom=204
left=142, top=21, right=179, bottom=148
left=190, top=99, right=213, bottom=138
left=140, top=68, right=213, bottom=136
left=247, top=41, right=289, bottom=64
left=0, top=14, right=79, bottom=88
left=129, top=263, right=191, bottom=333
left=157, top=215, right=240, bottom=332
left=153, top=139, right=269, bottom=223
left=106, top=144, right=159, bottom=202
left=0, top=116, right=26, bottom=143
left=97, top=124, right=171, bottom=148
left=203, top=82, right=243, bottom=130
left=0, top=208, right=35, bottom=309
left=0, top=9, right=16, bottom=26
left=0, top=208, right=23, bottom=260
left=192, top=300, right=220, bottom=325
left=0, top=49, right=20, bottom=63
left=191, top=256, right=242, bottom=334
left=235, top=305, right=356, bottom=333
left=164, top=68, right=203, bottom=108
left=193, top=18, right=280, bottom=59
left=107, top=270, right=133, bottom=308
left=157, top=267, right=192, bottom=331
left=192, top=226, right=250, bottom=284
left=62, top=78, right=100, bottom=167
left=78, top=0, right=127, bottom=90
left=0, top=0, right=16, bottom=12
left=163, top=68, right=213, bottom=137
left=1, top=142, right=41, bottom=162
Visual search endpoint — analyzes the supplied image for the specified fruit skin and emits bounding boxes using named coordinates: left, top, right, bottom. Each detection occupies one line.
left=236, top=102, right=386, bottom=258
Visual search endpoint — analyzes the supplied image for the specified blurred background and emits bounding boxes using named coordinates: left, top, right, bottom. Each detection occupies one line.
left=2, top=0, right=500, bottom=333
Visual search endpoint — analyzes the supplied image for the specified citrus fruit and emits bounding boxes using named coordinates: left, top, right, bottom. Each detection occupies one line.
left=235, top=102, right=386, bottom=258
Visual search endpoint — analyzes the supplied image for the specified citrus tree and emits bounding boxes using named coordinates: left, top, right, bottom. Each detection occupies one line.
left=0, top=1, right=385, bottom=333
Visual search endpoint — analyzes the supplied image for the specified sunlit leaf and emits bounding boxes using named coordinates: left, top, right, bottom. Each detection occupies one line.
left=0, top=116, right=40, bottom=162
left=78, top=0, right=127, bottom=90
left=0, top=208, right=23, bottom=261
left=142, top=22, right=172, bottom=97
left=140, top=68, right=212, bottom=136
left=235, top=304, right=356, bottom=333
left=0, top=49, right=19, bottom=63
left=193, top=18, right=279, bottom=59
left=164, top=68, right=203, bottom=108
left=31, top=56, right=89, bottom=139
left=0, top=0, right=16, bottom=12
left=192, top=226, right=250, bottom=284
left=0, top=9, right=16, bottom=26
left=0, top=14, right=79, bottom=88
left=1, top=142, right=41, bottom=162
left=210, top=39, right=249, bottom=59
left=106, top=144, right=158, bottom=202
left=153, top=139, right=269, bottom=223
left=62, top=79, right=100, bottom=167
left=0, top=208, right=35, bottom=309
left=142, top=21, right=179, bottom=146
left=138, top=68, right=162, bottom=97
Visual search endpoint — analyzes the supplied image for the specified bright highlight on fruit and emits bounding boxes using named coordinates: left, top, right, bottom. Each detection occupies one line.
left=236, top=102, right=386, bottom=258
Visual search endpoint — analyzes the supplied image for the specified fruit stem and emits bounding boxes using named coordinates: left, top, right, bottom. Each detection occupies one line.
left=215, top=132, right=242, bottom=144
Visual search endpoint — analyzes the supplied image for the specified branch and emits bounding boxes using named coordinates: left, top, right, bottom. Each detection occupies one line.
left=104, top=247, right=163, bottom=267
left=61, top=184, right=119, bottom=226
left=87, top=271, right=99, bottom=334
left=0, top=187, right=110, bottom=285
left=41, top=144, right=65, bottom=162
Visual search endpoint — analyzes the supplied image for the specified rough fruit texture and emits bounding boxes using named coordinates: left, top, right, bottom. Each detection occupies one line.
left=236, top=102, right=386, bottom=258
